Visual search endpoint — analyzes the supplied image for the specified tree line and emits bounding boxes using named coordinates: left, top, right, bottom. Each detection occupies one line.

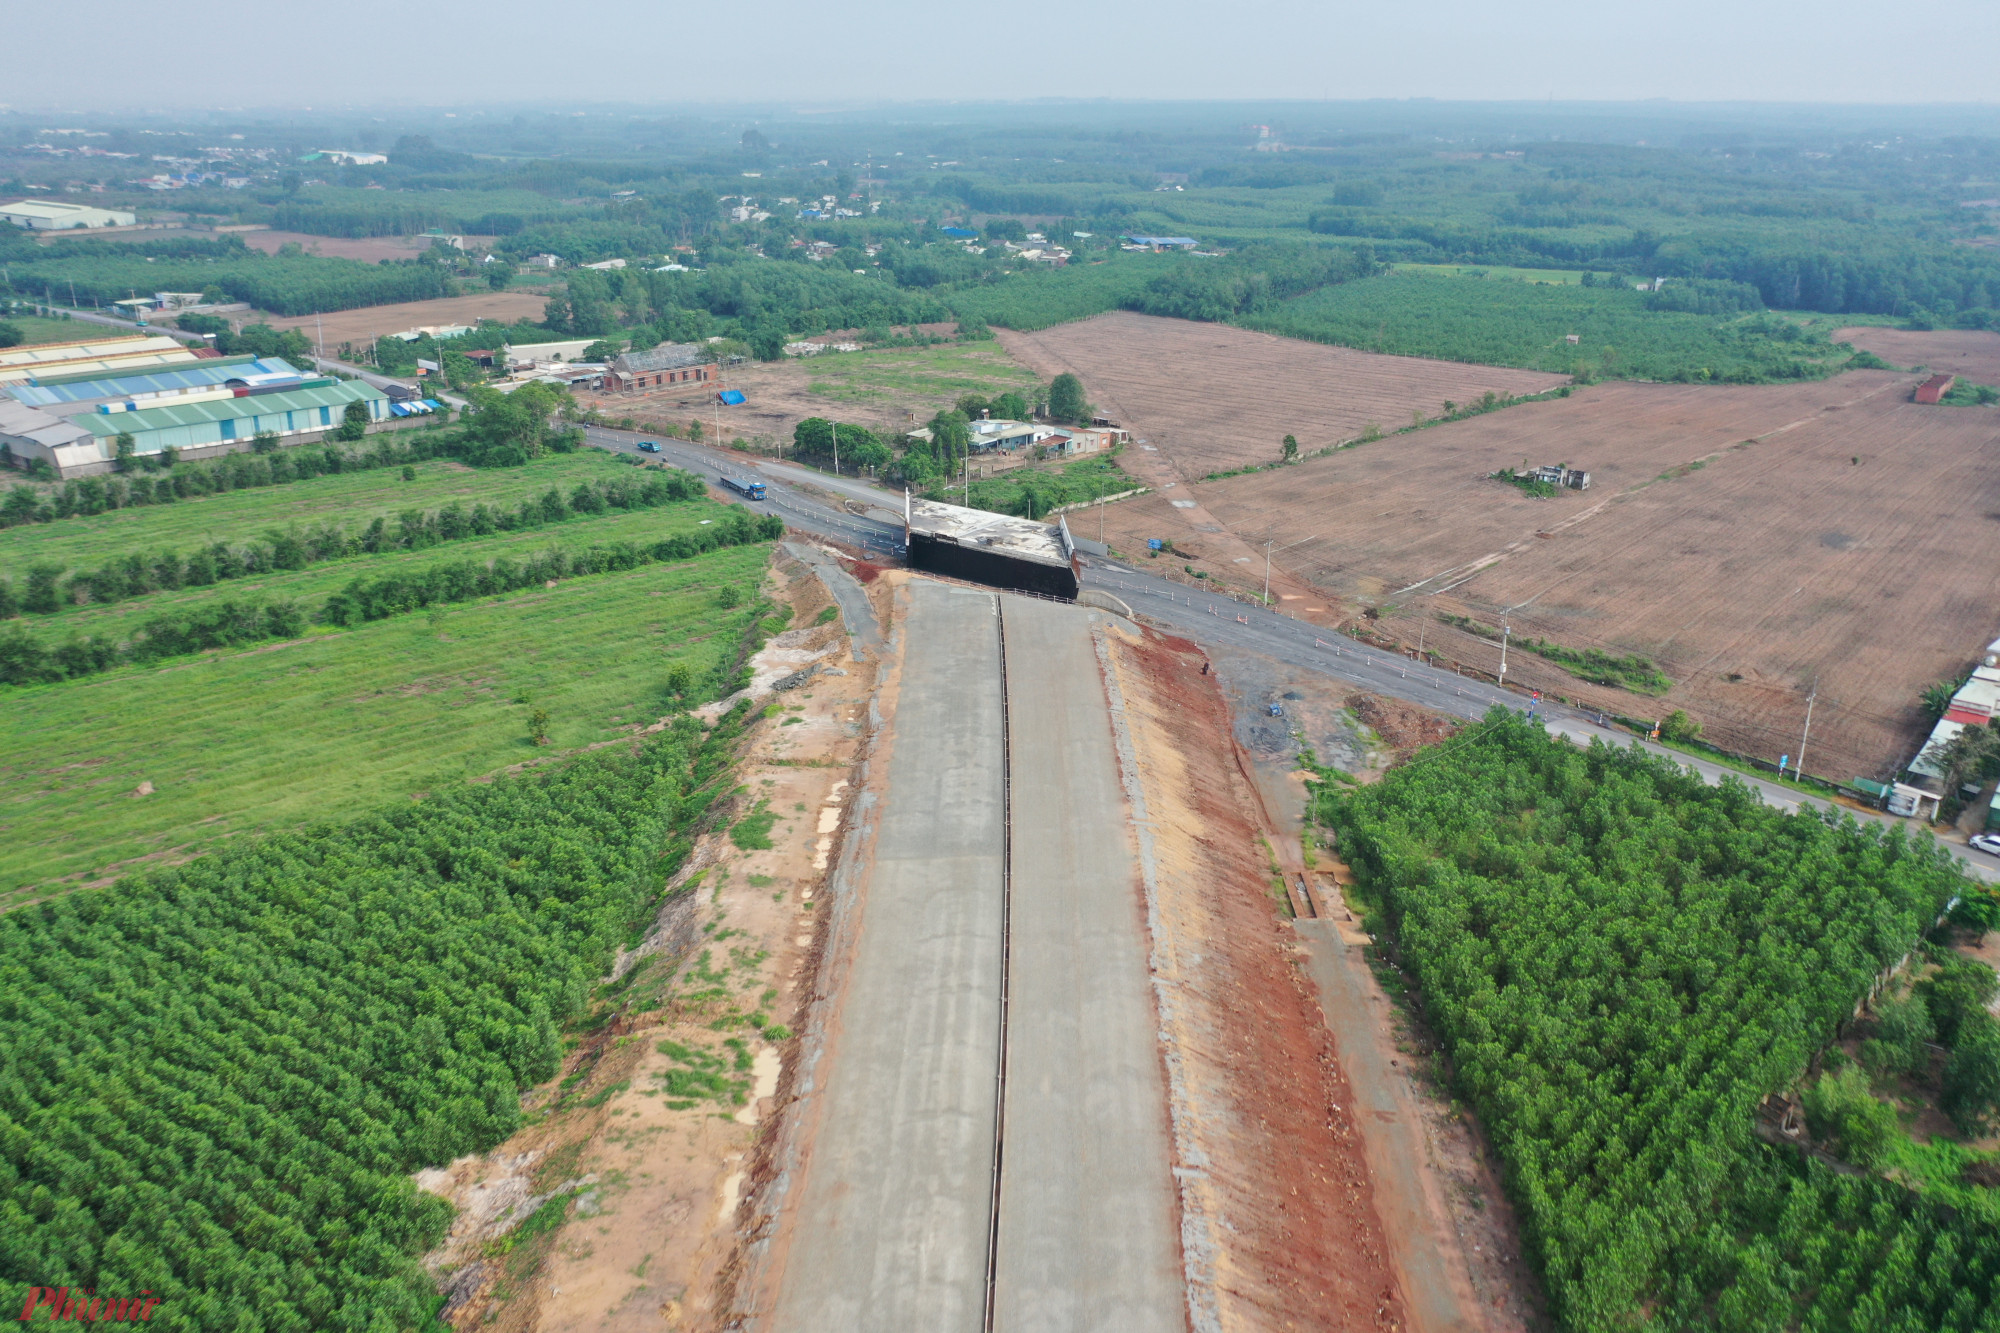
left=0, top=708, right=751, bottom=1329
left=0, top=508, right=782, bottom=687
left=0, top=243, right=454, bottom=317
left=0, top=469, right=711, bottom=621
left=1318, top=711, right=1995, bottom=1330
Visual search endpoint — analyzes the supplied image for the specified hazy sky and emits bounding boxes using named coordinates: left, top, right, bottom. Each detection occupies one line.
left=11, top=0, right=1999, bottom=110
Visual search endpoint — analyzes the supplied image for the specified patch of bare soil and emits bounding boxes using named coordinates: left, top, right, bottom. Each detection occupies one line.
left=1347, top=693, right=1461, bottom=764
left=250, top=291, right=553, bottom=345
left=1835, top=326, right=2000, bottom=386
left=1101, top=623, right=1408, bottom=1329
left=1101, top=366, right=2000, bottom=781
left=1000, top=312, right=1565, bottom=478
left=420, top=552, right=879, bottom=1333
left=238, top=231, right=497, bottom=262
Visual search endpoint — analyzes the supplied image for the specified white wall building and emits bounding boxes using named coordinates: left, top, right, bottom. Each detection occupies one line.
left=0, top=200, right=137, bottom=229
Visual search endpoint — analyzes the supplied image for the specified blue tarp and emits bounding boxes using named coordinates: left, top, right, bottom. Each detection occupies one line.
left=940, top=226, right=978, bottom=239
left=718, top=389, right=746, bottom=405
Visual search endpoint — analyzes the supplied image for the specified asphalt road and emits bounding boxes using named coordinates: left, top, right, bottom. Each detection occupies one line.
left=994, top=598, right=1185, bottom=1332
left=567, top=426, right=2000, bottom=888
left=769, top=581, right=1007, bottom=1330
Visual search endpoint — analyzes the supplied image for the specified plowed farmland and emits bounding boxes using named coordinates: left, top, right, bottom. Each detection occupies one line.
left=998, top=311, right=1565, bottom=476
left=1836, top=325, right=2000, bottom=386
left=1099, top=367, right=2000, bottom=781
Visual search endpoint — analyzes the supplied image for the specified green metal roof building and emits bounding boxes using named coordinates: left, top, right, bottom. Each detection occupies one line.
left=78, top=379, right=390, bottom=459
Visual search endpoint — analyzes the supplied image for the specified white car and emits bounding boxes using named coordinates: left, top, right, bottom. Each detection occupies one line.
left=1969, top=834, right=2000, bottom=857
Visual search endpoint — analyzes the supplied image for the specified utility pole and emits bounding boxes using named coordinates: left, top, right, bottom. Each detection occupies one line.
left=1498, top=621, right=1512, bottom=686
left=1259, top=534, right=1321, bottom=605
left=1797, top=682, right=1818, bottom=779
left=830, top=418, right=839, bottom=477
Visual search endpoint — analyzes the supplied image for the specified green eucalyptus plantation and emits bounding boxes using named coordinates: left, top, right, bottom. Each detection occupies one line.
left=0, top=707, right=746, bottom=1330
left=1321, top=711, right=1999, bottom=1331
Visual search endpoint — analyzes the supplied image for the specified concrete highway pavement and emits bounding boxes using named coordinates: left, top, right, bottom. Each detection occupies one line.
left=770, top=582, right=1008, bottom=1329
left=994, top=598, right=1185, bottom=1332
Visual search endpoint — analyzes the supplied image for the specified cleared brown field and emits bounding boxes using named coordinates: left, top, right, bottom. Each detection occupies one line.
left=236, top=231, right=494, bottom=262
left=1101, top=367, right=2000, bottom=781
left=998, top=311, right=1565, bottom=476
left=248, top=291, right=552, bottom=344
left=1837, top=326, right=2000, bottom=386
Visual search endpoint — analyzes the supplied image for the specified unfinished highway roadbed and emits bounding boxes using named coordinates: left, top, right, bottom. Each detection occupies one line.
left=748, top=573, right=1414, bottom=1332
left=757, top=580, right=1184, bottom=1331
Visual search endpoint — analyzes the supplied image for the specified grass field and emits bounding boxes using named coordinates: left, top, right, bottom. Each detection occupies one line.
left=6, top=496, right=743, bottom=647
left=1, top=451, right=660, bottom=573
left=801, top=340, right=1041, bottom=404
left=1391, top=263, right=1586, bottom=284
left=0, top=313, right=103, bottom=347
left=0, top=541, right=772, bottom=898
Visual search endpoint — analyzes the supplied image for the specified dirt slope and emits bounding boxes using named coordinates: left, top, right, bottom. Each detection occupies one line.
left=1102, top=623, right=1408, bottom=1329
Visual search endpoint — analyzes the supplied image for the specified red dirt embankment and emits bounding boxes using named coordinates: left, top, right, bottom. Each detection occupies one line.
left=1103, top=623, right=1406, bottom=1330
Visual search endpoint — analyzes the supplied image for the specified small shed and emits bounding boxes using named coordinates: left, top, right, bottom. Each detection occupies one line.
left=1915, top=373, right=1956, bottom=405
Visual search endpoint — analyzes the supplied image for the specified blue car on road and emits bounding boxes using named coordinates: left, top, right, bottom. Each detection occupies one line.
left=637, top=441, right=661, bottom=453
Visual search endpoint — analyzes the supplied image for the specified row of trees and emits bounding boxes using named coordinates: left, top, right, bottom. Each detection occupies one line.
left=1, top=469, right=710, bottom=621
left=1, top=436, right=473, bottom=529
left=0, top=508, right=780, bottom=688
left=322, top=510, right=780, bottom=625
left=0, top=710, right=748, bottom=1328
left=3, top=246, right=453, bottom=317
left=1321, top=711, right=1995, bottom=1330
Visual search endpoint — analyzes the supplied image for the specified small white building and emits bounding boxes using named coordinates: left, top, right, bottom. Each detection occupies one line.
left=503, top=338, right=601, bottom=369
left=0, top=199, right=137, bottom=229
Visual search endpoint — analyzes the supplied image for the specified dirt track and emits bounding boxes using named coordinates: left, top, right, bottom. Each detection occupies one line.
left=1837, top=326, right=2000, bottom=386
left=999, top=311, right=1565, bottom=476
left=1100, top=365, right=2000, bottom=781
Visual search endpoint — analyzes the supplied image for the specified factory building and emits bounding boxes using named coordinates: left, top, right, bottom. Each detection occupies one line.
left=0, top=334, right=199, bottom=385
left=3, top=372, right=389, bottom=478
left=7, top=357, right=299, bottom=415
left=0, top=200, right=137, bottom=229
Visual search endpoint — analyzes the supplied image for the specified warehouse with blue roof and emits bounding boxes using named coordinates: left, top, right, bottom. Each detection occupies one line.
left=1, top=361, right=392, bottom=478
left=8, top=357, right=303, bottom=412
